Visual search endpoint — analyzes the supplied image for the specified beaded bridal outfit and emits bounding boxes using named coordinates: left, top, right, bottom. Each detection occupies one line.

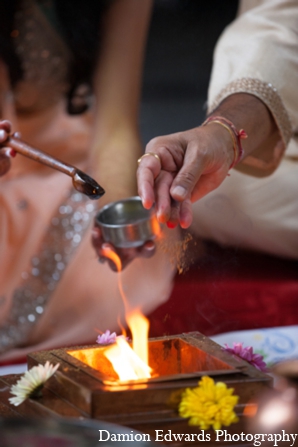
left=0, top=0, right=100, bottom=358
left=0, top=0, right=174, bottom=361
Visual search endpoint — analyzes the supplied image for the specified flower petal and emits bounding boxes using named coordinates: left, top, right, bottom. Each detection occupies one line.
left=9, top=362, right=60, bottom=406
left=179, top=376, right=239, bottom=431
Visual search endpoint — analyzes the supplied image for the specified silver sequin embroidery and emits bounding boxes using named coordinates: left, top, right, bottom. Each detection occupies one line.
left=0, top=191, right=96, bottom=353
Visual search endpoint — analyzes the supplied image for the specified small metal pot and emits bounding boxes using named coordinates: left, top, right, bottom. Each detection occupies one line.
left=95, top=196, right=159, bottom=248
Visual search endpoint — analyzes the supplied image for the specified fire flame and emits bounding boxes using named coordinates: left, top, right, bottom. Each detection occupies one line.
left=104, top=337, right=152, bottom=381
left=101, top=246, right=152, bottom=382
left=128, top=311, right=150, bottom=365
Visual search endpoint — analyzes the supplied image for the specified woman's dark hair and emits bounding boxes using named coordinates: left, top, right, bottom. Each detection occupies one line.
left=0, top=0, right=23, bottom=86
left=0, top=0, right=114, bottom=112
left=55, top=0, right=113, bottom=91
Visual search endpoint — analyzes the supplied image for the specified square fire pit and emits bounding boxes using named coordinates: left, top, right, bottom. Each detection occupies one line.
left=24, top=332, right=271, bottom=435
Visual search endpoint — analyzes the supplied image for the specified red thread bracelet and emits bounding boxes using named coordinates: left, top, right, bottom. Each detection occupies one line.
left=202, top=116, right=248, bottom=169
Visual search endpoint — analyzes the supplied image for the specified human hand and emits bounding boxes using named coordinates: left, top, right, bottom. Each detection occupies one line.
left=0, top=120, right=15, bottom=176
left=137, top=123, right=234, bottom=229
left=92, top=225, right=156, bottom=271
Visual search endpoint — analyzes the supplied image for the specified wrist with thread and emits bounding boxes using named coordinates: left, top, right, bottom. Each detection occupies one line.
left=202, top=115, right=247, bottom=169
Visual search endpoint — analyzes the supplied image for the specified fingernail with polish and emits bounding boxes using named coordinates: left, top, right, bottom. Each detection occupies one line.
left=4, top=148, right=15, bottom=158
left=172, top=186, right=187, bottom=199
left=166, top=222, right=177, bottom=229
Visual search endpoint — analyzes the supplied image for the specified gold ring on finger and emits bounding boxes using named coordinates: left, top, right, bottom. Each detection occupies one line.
left=137, top=152, right=161, bottom=166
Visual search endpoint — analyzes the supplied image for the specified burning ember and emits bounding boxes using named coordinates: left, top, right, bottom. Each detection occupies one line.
left=100, top=247, right=152, bottom=382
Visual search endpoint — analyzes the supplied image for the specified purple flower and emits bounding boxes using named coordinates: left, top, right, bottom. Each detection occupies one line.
left=224, top=342, right=268, bottom=372
left=96, top=330, right=118, bottom=345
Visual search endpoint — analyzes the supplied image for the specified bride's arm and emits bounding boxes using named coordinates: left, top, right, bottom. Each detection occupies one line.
left=90, top=0, right=153, bottom=205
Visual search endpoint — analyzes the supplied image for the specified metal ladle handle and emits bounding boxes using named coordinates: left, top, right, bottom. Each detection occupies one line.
left=4, top=135, right=105, bottom=200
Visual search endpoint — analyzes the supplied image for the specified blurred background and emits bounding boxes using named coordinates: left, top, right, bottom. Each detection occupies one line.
left=140, top=0, right=239, bottom=144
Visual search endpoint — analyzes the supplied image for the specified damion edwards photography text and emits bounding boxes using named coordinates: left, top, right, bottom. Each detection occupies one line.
left=99, top=429, right=298, bottom=446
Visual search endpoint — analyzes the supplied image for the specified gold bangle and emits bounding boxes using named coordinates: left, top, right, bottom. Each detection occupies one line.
left=202, top=115, right=247, bottom=168
left=203, top=120, right=238, bottom=168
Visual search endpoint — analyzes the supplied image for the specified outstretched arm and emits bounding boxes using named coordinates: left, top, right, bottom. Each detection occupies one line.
left=90, top=0, right=154, bottom=268
left=90, top=0, right=153, bottom=205
left=137, top=0, right=297, bottom=229
left=137, top=93, right=279, bottom=229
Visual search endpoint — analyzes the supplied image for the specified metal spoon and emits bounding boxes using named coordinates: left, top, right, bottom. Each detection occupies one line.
left=3, top=134, right=105, bottom=200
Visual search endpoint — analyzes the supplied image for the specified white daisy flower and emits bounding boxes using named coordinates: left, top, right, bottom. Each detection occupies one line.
left=9, top=361, right=60, bottom=406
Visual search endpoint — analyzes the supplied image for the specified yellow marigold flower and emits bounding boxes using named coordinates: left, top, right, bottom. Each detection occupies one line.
left=179, top=376, right=239, bottom=430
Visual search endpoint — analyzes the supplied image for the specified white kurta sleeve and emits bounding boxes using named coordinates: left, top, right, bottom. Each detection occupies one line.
left=207, top=0, right=298, bottom=162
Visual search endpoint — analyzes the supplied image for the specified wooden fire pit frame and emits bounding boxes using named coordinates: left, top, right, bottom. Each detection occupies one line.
left=0, top=332, right=272, bottom=445
left=25, top=332, right=271, bottom=422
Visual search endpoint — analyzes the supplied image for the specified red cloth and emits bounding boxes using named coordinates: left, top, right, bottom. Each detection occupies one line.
left=148, top=244, right=298, bottom=337
left=0, top=357, right=27, bottom=367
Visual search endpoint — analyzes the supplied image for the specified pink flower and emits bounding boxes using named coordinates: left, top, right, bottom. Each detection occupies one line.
left=224, top=342, right=268, bottom=372
left=96, top=330, right=128, bottom=345
left=96, top=330, right=117, bottom=345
